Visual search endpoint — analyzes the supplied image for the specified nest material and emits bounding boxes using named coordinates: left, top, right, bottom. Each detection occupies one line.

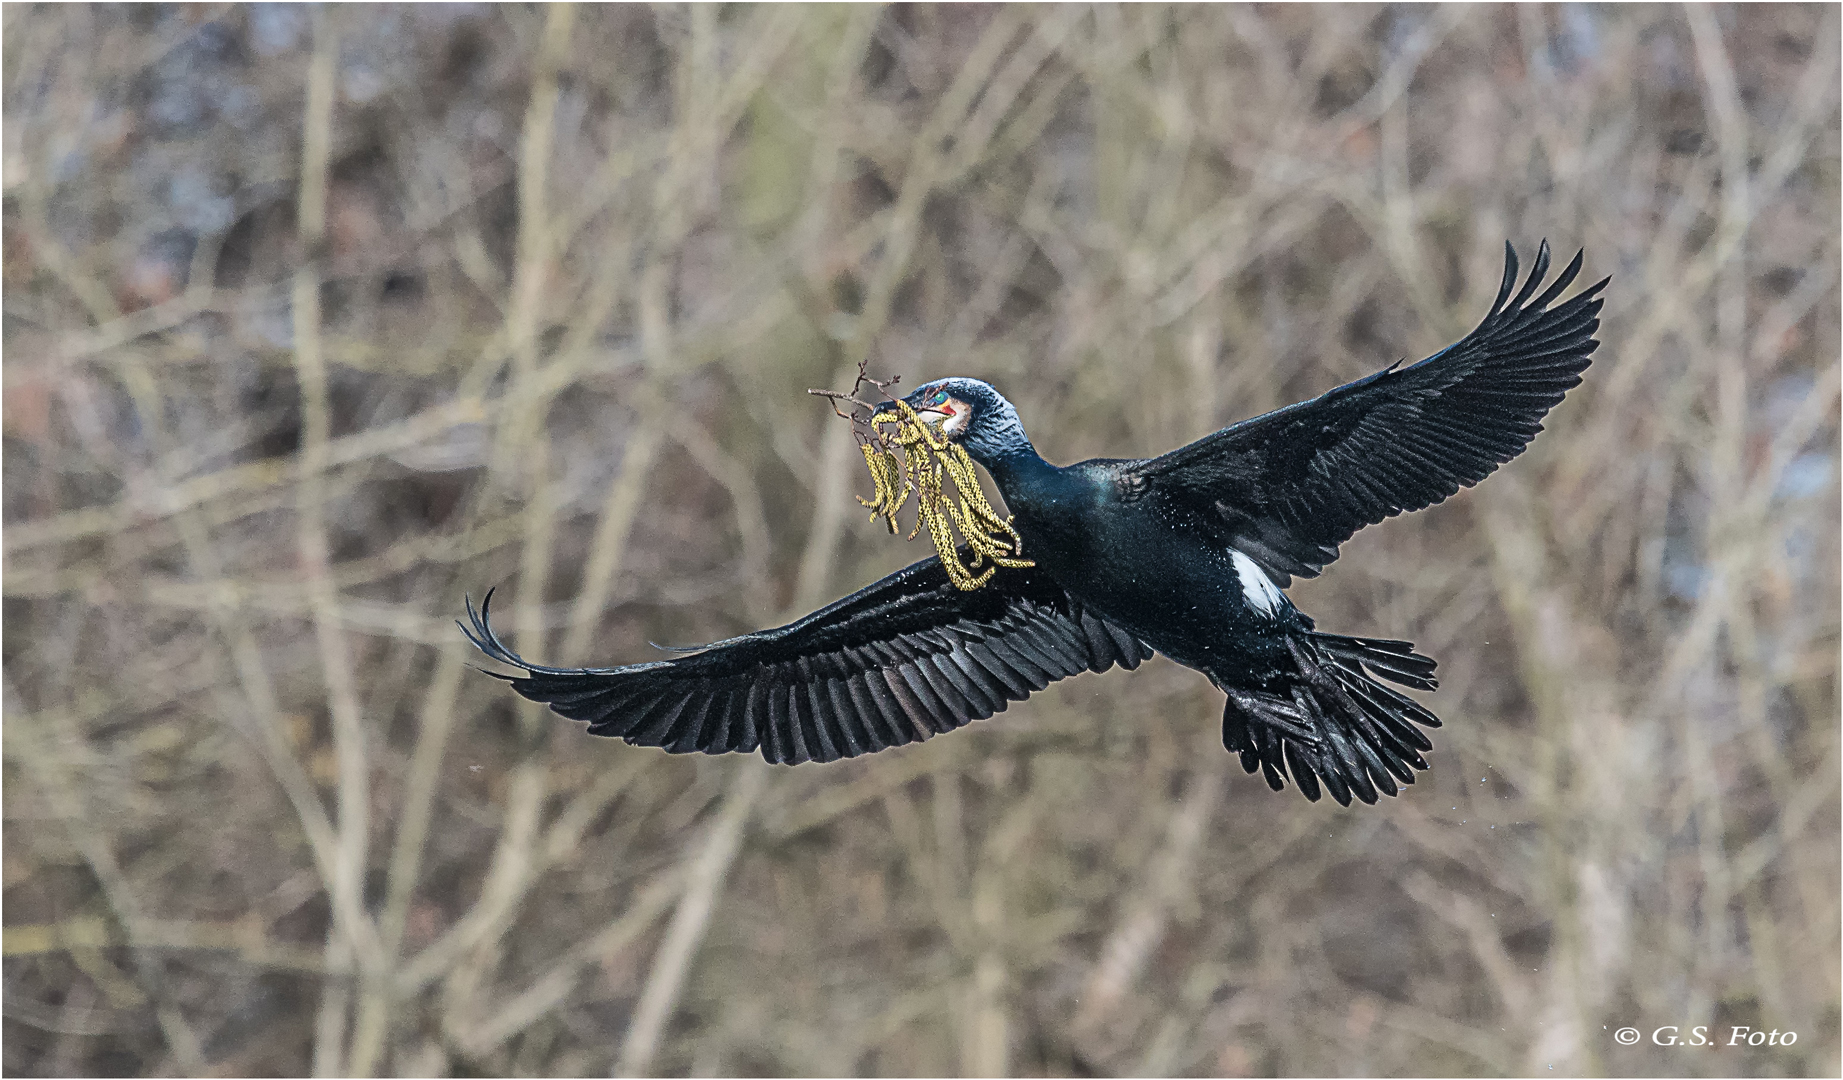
left=857, top=400, right=1034, bottom=590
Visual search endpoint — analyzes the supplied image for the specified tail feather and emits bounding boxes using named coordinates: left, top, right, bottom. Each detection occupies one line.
left=1219, top=633, right=1442, bottom=806
left=1310, top=632, right=1439, bottom=691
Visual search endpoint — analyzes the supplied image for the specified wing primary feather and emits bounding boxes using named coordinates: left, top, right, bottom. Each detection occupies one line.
left=826, top=678, right=871, bottom=757
left=1507, top=239, right=1553, bottom=313
left=982, top=633, right=1053, bottom=688
left=1072, top=610, right=1117, bottom=671
left=846, top=675, right=897, bottom=751
left=926, top=651, right=992, bottom=718
left=824, top=678, right=868, bottom=758
left=882, top=668, right=935, bottom=742
left=1526, top=247, right=1585, bottom=310
left=963, top=640, right=1033, bottom=699
left=783, top=682, right=818, bottom=764
left=666, top=692, right=719, bottom=753
left=1042, top=620, right=1099, bottom=673
left=628, top=693, right=694, bottom=747
left=763, top=682, right=794, bottom=764
left=1012, top=620, right=1085, bottom=675
left=804, top=681, right=843, bottom=763
left=897, top=661, right=960, bottom=732
left=729, top=681, right=764, bottom=754
left=857, top=672, right=912, bottom=747
left=1002, top=615, right=1076, bottom=670
left=998, top=620, right=1066, bottom=675
left=1109, top=625, right=1153, bottom=667
left=464, top=590, right=629, bottom=677
left=584, top=686, right=668, bottom=738
left=1477, top=240, right=1520, bottom=328
left=545, top=685, right=627, bottom=722
left=946, top=645, right=1011, bottom=710
left=684, top=691, right=731, bottom=754
left=531, top=681, right=626, bottom=709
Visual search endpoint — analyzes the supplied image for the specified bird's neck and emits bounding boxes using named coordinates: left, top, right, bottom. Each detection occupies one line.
left=970, top=438, right=1057, bottom=495
left=959, top=394, right=1057, bottom=497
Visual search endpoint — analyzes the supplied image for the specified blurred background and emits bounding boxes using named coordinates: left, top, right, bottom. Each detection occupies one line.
left=3, top=4, right=1838, bottom=1077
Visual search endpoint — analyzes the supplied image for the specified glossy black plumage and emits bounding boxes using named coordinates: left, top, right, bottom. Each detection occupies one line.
left=467, top=241, right=1606, bottom=805
left=1121, top=240, right=1607, bottom=586
left=463, top=557, right=1152, bottom=765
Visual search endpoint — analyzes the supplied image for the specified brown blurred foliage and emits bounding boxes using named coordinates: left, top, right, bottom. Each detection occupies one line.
left=3, top=4, right=1838, bottom=1077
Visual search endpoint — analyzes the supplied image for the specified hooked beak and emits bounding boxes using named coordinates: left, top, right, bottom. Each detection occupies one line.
left=870, top=400, right=903, bottom=426
left=872, top=399, right=948, bottom=424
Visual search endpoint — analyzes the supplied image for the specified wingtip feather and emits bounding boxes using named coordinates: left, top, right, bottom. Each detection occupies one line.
left=1491, top=241, right=1520, bottom=318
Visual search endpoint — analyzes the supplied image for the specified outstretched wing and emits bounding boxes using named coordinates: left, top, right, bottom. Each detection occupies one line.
left=462, top=554, right=1153, bottom=765
left=1122, top=241, right=1607, bottom=585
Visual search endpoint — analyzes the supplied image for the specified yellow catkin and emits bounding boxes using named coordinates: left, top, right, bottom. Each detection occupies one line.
left=857, top=443, right=909, bottom=533
left=858, top=400, right=1034, bottom=590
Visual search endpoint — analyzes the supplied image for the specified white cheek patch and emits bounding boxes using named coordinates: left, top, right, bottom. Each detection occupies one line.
left=1231, top=550, right=1285, bottom=616
left=942, top=408, right=969, bottom=436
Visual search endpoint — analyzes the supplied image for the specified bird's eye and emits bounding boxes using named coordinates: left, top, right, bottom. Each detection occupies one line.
left=929, top=390, right=949, bottom=407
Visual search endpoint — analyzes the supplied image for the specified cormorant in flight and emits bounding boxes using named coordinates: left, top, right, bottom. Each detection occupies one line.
left=465, top=242, right=1606, bottom=805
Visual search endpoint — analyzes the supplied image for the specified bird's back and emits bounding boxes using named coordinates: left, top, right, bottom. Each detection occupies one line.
left=1000, top=458, right=1298, bottom=675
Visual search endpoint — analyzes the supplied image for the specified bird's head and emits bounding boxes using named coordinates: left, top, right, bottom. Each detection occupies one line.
left=874, top=377, right=1031, bottom=466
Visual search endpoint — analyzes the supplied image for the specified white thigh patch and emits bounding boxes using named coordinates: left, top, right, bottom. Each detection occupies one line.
left=1231, top=550, right=1285, bottom=616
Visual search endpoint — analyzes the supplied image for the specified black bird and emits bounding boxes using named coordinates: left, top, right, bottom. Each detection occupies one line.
left=465, top=241, right=1606, bottom=805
